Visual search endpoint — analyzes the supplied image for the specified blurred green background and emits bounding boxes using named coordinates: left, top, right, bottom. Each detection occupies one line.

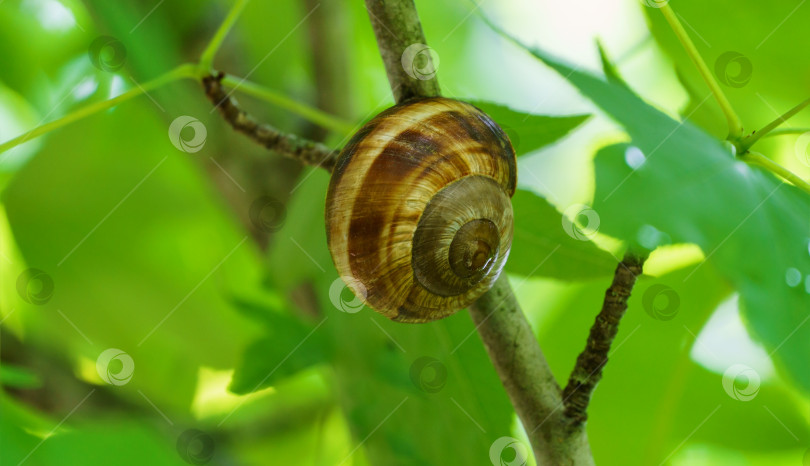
left=1, top=0, right=810, bottom=465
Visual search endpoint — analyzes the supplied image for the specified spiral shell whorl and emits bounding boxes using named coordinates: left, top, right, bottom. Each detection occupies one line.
left=326, top=98, right=516, bottom=322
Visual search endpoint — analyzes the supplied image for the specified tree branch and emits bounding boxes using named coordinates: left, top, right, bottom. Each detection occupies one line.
left=469, top=274, right=594, bottom=465
left=562, top=252, right=646, bottom=426
left=202, top=72, right=339, bottom=172
left=363, top=0, right=441, bottom=102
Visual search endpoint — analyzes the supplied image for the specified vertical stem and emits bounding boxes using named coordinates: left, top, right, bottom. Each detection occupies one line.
left=469, top=275, right=595, bottom=465
left=659, top=4, right=743, bottom=141
left=199, top=0, right=250, bottom=72
left=363, top=0, right=441, bottom=103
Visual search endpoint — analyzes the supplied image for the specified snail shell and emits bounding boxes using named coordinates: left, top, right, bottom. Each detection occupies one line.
left=326, top=97, right=516, bottom=323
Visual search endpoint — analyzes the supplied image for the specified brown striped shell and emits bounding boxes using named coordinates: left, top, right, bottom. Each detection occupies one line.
left=325, top=97, right=516, bottom=323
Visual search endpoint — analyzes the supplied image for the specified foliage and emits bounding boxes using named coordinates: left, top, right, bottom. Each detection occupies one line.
left=1, top=0, right=809, bottom=465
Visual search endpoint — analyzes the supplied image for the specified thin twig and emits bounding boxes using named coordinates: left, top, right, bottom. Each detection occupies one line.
left=469, top=275, right=594, bottom=465
left=760, top=127, right=810, bottom=138
left=562, top=252, right=646, bottom=426
left=219, top=74, right=354, bottom=135
left=741, top=152, right=810, bottom=195
left=740, top=97, right=810, bottom=152
left=0, top=64, right=199, bottom=156
left=203, top=72, right=339, bottom=171
left=659, top=4, right=743, bottom=141
left=199, top=0, right=250, bottom=71
left=363, top=0, right=441, bottom=102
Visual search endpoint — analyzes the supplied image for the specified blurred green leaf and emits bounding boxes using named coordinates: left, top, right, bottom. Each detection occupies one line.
left=0, top=363, right=41, bottom=389
left=267, top=168, right=332, bottom=290
left=596, top=40, right=628, bottom=88
left=499, top=34, right=810, bottom=393
left=470, top=100, right=589, bottom=157
left=3, top=88, right=262, bottom=413
left=0, top=392, right=180, bottom=466
left=508, top=189, right=617, bottom=279
left=228, top=297, right=330, bottom=394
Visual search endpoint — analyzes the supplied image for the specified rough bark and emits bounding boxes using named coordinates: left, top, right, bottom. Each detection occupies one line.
left=469, top=275, right=595, bottom=465
left=363, top=0, right=441, bottom=102
left=563, top=253, right=646, bottom=426
left=203, top=72, right=339, bottom=171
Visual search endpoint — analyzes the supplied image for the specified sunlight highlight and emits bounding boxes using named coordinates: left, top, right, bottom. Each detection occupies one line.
left=690, top=294, right=775, bottom=379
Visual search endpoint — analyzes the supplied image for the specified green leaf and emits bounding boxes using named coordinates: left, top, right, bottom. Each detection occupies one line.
left=470, top=100, right=589, bottom=157
left=1, top=393, right=180, bottom=466
left=596, top=40, right=628, bottom=88
left=317, top=290, right=515, bottom=466
left=0, top=364, right=41, bottom=389
left=539, top=262, right=810, bottom=465
left=267, top=168, right=332, bottom=290
left=507, top=189, right=617, bottom=280
left=494, top=29, right=810, bottom=392
left=228, top=298, right=330, bottom=395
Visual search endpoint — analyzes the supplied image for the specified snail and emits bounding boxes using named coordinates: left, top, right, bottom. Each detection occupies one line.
left=326, top=97, right=517, bottom=323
